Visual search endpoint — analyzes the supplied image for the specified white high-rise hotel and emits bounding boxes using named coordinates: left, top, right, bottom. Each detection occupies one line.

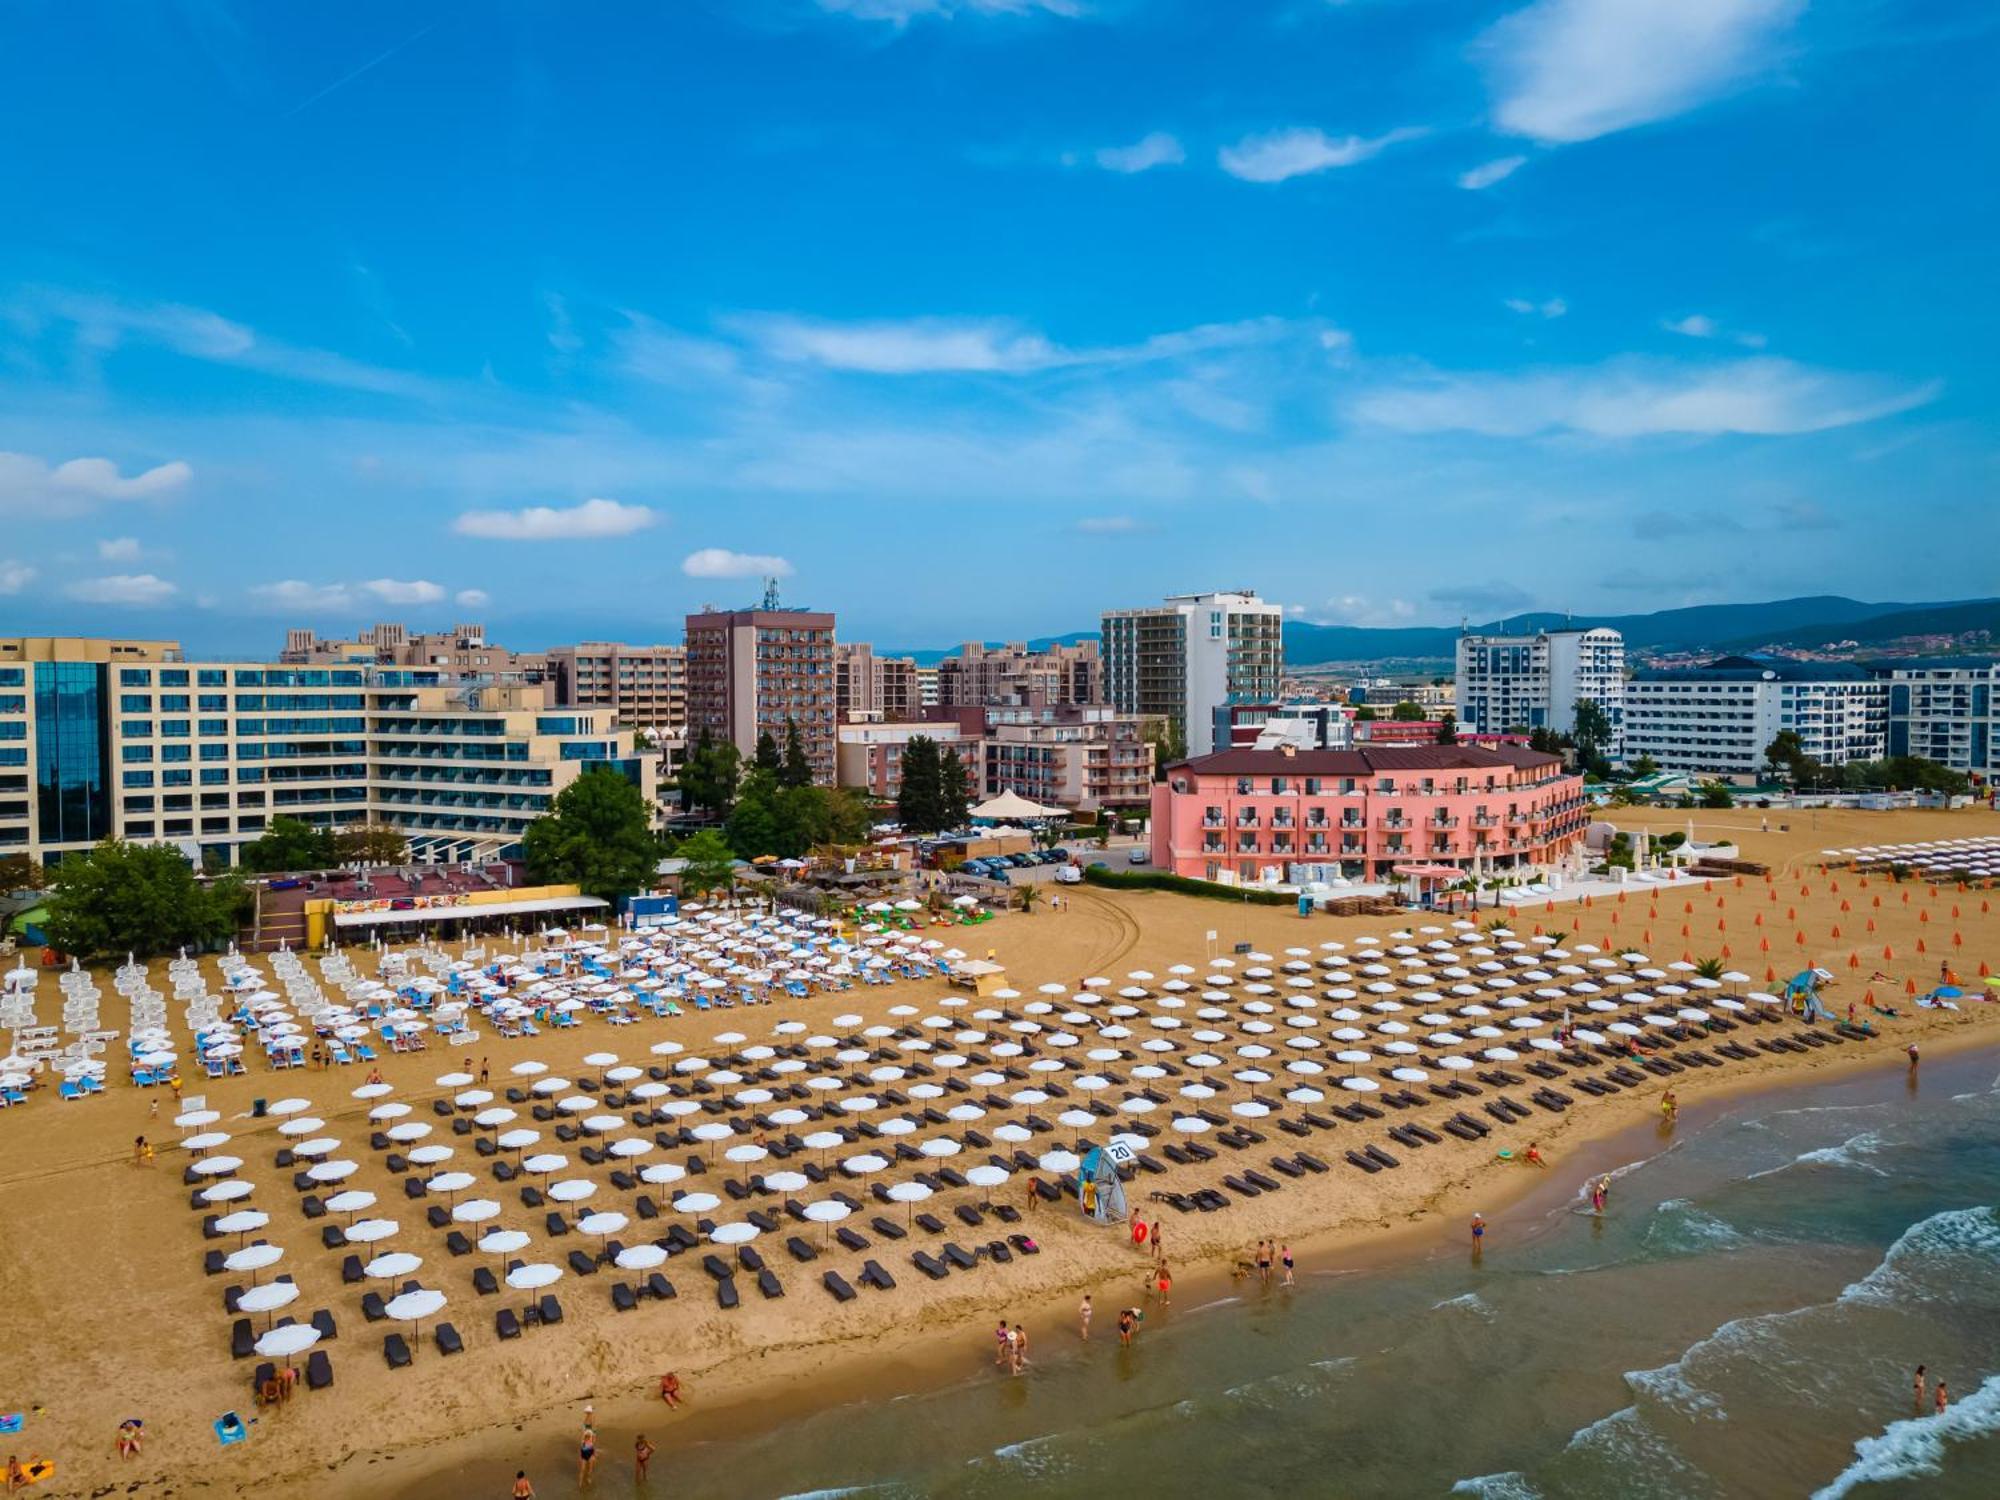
left=1455, top=627, right=1626, bottom=752
left=1101, top=590, right=1284, bottom=755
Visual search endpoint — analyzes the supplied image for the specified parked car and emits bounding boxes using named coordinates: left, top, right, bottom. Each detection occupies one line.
left=1126, top=849, right=1150, bottom=865
left=1053, top=864, right=1082, bottom=884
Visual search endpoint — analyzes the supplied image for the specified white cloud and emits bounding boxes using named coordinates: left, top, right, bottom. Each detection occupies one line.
left=65, top=573, right=177, bottom=606
left=1505, top=297, right=1569, bottom=319
left=1095, top=132, right=1185, bottom=174
left=249, top=580, right=357, bottom=613
left=1665, top=313, right=1767, bottom=348
left=812, top=0, right=1079, bottom=21
left=0, top=451, right=191, bottom=514
left=14, top=288, right=442, bottom=400
left=96, top=536, right=142, bottom=562
left=360, top=578, right=445, bottom=605
left=1217, top=125, right=1424, bottom=184
left=455, top=588, right=491, bottom=608
left=0, top=560, right=36, bottom=595
left=736, top=313, right=1287, bottom=375
left=1483, top=0, right=1805, bottom=144
left=682, top=548, right=794, bottom=580
left=453, top=497, right=660, bottom=540
left=1350, top=357, right=1939, bottom=438
left=1459, top=154, right=1528, bottom=190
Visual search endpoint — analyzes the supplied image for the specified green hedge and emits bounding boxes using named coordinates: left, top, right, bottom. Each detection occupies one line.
left=1082, top=864, right=1296, bottom=906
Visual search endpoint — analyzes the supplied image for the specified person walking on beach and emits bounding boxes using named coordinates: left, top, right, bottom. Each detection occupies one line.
left=994, top=1319, right=1012, bottom=1368
left=1012, top=1323, right=1030, bottom=1373
left=1154, top=1262, right=1173, bottom=1307
left=1281, top=1244, right=1295, bottom=1287
left=578, top=1420, right=596, bottom=1485
left=1661, top=1091, right=1679, bottom=1124
left=1118, top=1307, right=1138, bottom=1346
left=634, top=1434, right=655, bottom=1482
left=1079, top=1294, right=1092, bottom=1341
left=1471, top=1213, right=1486, bottom=1249
left=1151, top=1220, right=1163, bottom=1262
left=1914, top=1366, right=1927, bottom=1412
left=1907, top=1042, right=1920, bottom=1072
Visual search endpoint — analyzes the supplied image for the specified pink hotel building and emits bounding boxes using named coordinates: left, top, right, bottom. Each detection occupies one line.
left=1149, top=744, right=1589, bottom=885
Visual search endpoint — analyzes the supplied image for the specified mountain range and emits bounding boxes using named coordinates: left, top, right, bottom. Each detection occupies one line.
left=899, top=598, right=2000, bottom=668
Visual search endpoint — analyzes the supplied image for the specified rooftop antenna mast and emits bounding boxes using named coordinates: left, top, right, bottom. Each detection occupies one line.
left=761, top=576, right=783, bottom=611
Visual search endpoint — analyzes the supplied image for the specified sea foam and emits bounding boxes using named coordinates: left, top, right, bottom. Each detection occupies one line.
left=1811, top=1372, right=2000, bottom=1499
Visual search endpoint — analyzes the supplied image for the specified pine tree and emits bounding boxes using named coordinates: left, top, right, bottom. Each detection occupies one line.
left=754, top=729, right=781, bottom=772
left=780, top=719, right=813, bottom=788
left=897, top=736, right=944, bottom=834
left=939, top=747, right=972, bottom=829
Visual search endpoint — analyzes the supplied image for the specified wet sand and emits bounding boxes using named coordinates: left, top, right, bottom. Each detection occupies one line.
left=3, top=804, right=1997, bottom=1500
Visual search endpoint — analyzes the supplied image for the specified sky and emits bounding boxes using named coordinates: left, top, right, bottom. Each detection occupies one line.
left=1, top=0, right=1996, bottom=654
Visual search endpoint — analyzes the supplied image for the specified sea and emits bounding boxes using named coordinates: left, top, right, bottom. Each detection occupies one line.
left=410, top=1044, right=2000, bottom=1499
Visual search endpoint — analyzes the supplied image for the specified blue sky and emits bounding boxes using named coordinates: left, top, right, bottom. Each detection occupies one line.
left=1, top=0, right=1995, bottom=653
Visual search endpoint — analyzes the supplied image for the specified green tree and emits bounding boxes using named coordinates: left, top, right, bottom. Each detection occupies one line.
left=679, top=731, right=741, bottom=817
left=1353, top=705, right=1379, bottom=722
left=0, top=854, right=45, bottom=891
left=939, top=747, right=972, bottom=829
left=754, top=729, right=781, bottom=772
left=1144, top=717, right=1186, bottom=781
left=45, top=840, right=245, bottom=961
left=897, top=736, right=946, bottom=834
left=779, top=719, right=813, bottom=789
left=674, top=829, right=738, bottom=898
left=1389, top=699, right=1427, bottom=722
left=725, top=768, right=785, bottom=857
left=334, top=824, right=409, bottom=866
left=1698, top=780, right=1735, bottom=809
left=1764, top=730, right=1806, bottom=783
left=522, top=766, right=661, bottom=902
left=1572, top=698, right=1615, bottom=779
left=1627, top=753, right=1660, bottom=780
left=239, top=816, right=337, bottom=873
left=1434, top=711, right=1458, bottom=745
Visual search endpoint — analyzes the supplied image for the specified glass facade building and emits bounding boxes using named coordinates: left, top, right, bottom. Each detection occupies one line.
left=33, top=661, right=111, bottom=849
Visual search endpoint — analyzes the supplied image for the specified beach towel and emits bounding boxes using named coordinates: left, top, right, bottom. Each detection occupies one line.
left=0, top=1413, right=21, bottom=1433
left=9, top=1459, right=52, bottom=1486
left=214, top=1412, right=249, bottom=1446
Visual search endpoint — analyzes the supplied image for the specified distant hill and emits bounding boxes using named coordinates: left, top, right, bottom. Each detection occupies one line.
left=1280, top=596, right=1936, bottom=665
left=1723, top=599, right=2000, bottom=652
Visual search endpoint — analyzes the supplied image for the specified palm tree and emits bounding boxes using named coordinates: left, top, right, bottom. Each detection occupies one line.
left=1016, top=883, right=1043, bottom=915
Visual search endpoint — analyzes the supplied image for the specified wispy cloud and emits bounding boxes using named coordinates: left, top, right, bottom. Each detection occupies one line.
left=361, top=578, right=445, bottom=605
left=455, top=588, right=491, bottom=608
left=1504, top=296, right=1568, bottom=319
left=12, top=288, right=444, bottom=400
left=453, top=498, right=661, bottom=540
left=1350, top=357, right=1938, bottom=438
left=811, top=0, right=1080, bottom=22
left=0, top=451, right=191, bottom=515
left=66, top=573, right=177, bottom=606
left=0, top=561, right=36, bottom=595
left=1073, top=515, right=1143, bottom=534
left=683, top=548, right=793, bottom=580
left=1664, top=312, right=1767, bottom=348
left=1218, top=125, right=1424, bottom=183
left=1095, top=132, right=1184, bottom=173
left=733, top=312, right=1290, bottom=375
left=1483, top=0, right=1806, bottom=144
left=1459, top=155, right=1528, bottom=190
left=246, top=577, right=448, bottom=612
left=97, top=536, right=142, bottom=562
left=1429, top=581, right=1537, bottom=615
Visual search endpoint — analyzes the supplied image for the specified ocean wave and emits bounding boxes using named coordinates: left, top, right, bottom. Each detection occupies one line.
left=1811, top=1371, right=2000, bottom=1499
left=1744, top=1129, right=1888, bottom=1181
left=1563, top=1140, right=1683, bottom=1214
left=1431, top=1290, right=1495, bottom=1318
left=1451, top=1471, right=1543, bottom=1498
left=1221, top=1355, right=1357, bottom=1408
left=1554, top=1402, right=1721, bottom=1495
left=1641, top=1198, right=1749, bottom=1255
left=1839, top=1206, right=2000, bottom=1310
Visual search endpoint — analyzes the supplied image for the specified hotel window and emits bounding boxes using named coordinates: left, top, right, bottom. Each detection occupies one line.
left=200, top=769, right=229, bottom=786
left=160, top=694, right=190, bottom=711
left=122, top=771, right=153, bottom=790
left=162, top=770, right=191, bottom=787
left=162, top=819, right=192, bottom=836
left=121, top=720, right=153, bottom=739
left=120, top=669, right=152, bottom=686
left=160, top=670, right=188, bottom=687
left=161, top=744, right=191, bottom=763
left=199, top=719, right=227, bottom=736
left=121, top=745, right=154, bottom=764
left=126, top=821, right=156, bottom=837
left=198, top=669, right=226, bottom=687
left=160, top=720, right=189, bottom=738
left=120, top=694, right=153, bottom=713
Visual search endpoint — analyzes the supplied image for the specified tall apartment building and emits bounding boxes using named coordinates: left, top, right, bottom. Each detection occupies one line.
left=834, top=642, right=921, bottom=722
left=980, top=704, right=1155, bottom=812
left=935, top=640, right=1102, bottom=708
left=281, top=623, right=549, bottom=685
left=684, top=602, right=837, bottom=782
left=546, top=642, right=687, bottom=733
left=1879, top=658, right=1997, bottom=778
left=1101, top=590, right=1284, bottom=754
left=1455, top=627, right=1625, bottom=751
left=0, top=638, right=653, bottom=869
left=1624, top=656, right=1887, bottom=776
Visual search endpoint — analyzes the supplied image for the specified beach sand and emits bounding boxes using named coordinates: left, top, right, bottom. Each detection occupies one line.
left=4, top=804, right=1998, bottom=1499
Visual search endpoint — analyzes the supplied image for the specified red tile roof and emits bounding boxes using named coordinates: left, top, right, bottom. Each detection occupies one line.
left=1170, top=744, right=1564, bottom=776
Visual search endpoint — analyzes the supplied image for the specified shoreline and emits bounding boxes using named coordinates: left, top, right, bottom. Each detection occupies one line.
left=363, top=1019, right=2000, bottom=1500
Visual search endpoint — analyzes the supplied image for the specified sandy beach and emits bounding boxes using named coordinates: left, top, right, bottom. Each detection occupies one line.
left=4, top=804, right=1998, bottom=1500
